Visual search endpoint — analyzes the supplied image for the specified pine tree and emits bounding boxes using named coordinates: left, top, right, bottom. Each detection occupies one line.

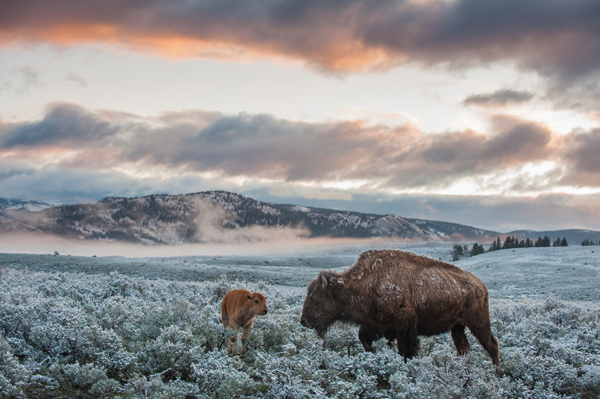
left=561, top=237, right=568, bottom=246
left=471, top=243, right=479, bottom=256
left=542, top=236, right=551, bottom=247
left=497, top=237, right=502, bottom=250
left=453, top=244, right=463, bottom=256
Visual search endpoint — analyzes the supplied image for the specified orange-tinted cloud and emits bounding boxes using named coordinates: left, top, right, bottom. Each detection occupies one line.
left=2, top=0, right=600, bottom=79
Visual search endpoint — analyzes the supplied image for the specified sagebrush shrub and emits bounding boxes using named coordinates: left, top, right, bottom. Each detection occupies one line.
left=0, top=268, right=599, bottom=398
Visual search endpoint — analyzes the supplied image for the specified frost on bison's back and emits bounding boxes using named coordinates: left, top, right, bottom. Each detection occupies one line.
left=300, top=249, right=499, bottom=365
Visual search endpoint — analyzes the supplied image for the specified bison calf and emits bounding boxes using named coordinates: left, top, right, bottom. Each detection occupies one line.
left=300, top=249, right=499, bottom=364
left=221, top=289, right=268, bottom=357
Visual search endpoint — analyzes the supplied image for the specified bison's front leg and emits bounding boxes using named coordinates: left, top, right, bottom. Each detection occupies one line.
left=358, top=326, right=380, bottom=352
left=240, top=319, right=255, bottom=357
left=396, top=314, right=420, bottom=361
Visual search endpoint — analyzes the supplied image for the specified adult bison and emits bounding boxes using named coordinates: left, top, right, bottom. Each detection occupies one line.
left=300, top=249, right=499, bottom=364
left=221, top=289, right=268, bottom=357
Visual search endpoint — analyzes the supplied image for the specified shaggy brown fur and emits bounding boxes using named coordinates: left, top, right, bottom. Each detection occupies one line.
left=221, top=289, right=268, bottom=357
left=300, top=249, right=499, bottom=364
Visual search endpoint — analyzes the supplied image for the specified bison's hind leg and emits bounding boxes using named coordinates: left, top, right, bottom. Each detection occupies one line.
left=451, top=324, right=471, bottom=356
left=469, top=322, right=499, bottom=365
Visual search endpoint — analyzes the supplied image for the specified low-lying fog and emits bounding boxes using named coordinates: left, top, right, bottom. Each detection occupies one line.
left=1, top=235, right=598, bottom=302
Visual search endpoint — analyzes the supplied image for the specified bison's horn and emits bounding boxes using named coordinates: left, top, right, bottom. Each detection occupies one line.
left=372, top=259, right=382, bottom=270
left=320, top=273, right=327, bottom=290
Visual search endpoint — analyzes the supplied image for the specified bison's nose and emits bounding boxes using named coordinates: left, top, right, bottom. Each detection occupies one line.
left=263, top=309, right=268, bottom=314
left=300, top=318, right=308, bottom=327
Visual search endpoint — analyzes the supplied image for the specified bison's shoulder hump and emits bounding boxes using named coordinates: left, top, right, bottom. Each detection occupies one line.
left=345, top=249, right=468, bottom=279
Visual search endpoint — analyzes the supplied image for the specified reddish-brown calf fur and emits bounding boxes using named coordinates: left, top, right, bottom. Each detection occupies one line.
left=300, top=249, right=499, bottom=364
left=221, top=289, right=268, bottom=357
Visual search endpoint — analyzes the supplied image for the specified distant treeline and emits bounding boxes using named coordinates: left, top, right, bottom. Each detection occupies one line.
left=454, top=235, right=581, bottom=260
left=581, top=239, right=599, bottom=246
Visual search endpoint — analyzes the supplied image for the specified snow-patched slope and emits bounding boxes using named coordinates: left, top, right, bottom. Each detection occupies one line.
left=0, top=198, right=59, bottom=211
left=0, top=191, right=442, bottom=244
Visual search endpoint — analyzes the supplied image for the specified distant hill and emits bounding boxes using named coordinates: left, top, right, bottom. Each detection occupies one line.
left=0, top=191, right=439, bottom=244
left=404, top=218, right=500, bottom=241
left=0, top=198, right=59, bottom=212
left=1, top=191, right=598, bottom=245
left=508, top=229, right=600, bottom=246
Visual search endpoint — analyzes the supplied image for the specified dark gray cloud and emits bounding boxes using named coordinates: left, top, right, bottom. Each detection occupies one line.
left=0, top=103, right=565, bottom=191
left=1, top=0, right=600, bottom=84
left=0, top=103, right=122, bottom=148
left=559, top=128, right=600, bottom=187
left=462, top=89, right=534, bottom=107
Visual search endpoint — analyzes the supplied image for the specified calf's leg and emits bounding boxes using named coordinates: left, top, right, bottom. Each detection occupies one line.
left=226, top=320, right=240, bottom=356
left=240, top=318, right=255, bottom=357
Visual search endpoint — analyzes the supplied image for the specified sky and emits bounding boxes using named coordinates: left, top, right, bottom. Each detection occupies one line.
left=1, top=0, right=600, bottom=233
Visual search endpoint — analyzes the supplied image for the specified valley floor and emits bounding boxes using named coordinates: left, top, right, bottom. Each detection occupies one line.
left=1, top=241, right=598, bottom=301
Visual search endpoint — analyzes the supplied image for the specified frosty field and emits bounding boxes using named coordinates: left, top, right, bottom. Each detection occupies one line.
left=1, top=240, right=600, bottom=398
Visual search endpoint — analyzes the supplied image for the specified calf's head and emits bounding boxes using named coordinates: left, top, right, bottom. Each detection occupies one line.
left=247, top=292, right=268, bottom=316
left=300, top=271, right=344, bottom=338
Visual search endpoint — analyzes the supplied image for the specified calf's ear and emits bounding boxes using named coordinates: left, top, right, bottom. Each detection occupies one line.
left=247, top=294, right=252, bottom=300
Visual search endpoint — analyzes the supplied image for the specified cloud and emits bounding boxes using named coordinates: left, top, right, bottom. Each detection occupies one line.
left=7, top=65, right=45, bottom=93
left=0, top=102, right=568, bottom=195
left=559, top=128, right=600, bottom=187
left=0, top=103, right=122, bottom=148
left=66, top=72, right=87, bottom=87
left=189, top=196, right=310, bottom=243
left=1, top=0, right=600, bottom=83
left=462, top=89, right=534, bottom=107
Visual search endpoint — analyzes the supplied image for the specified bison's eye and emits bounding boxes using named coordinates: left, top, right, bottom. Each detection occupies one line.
left=255, top=300, right=259, bottom=303
left=311, top=292, right=321, bottom=303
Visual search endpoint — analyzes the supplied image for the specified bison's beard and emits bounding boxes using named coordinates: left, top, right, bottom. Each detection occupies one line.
left=316, top=327, right=326, bottom=339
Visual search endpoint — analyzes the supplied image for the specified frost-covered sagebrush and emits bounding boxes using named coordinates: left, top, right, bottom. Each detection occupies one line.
left=0, top=268, right=599, bottom=398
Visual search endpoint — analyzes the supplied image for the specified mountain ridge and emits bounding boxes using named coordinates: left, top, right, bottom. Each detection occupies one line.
left=0, top=191, right=598, bottom=245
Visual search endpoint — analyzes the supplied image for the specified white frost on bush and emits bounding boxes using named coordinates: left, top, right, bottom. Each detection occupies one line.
left=0, top=268, right=599, bottom=398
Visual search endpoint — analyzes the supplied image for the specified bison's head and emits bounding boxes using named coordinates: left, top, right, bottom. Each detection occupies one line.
left=247, top=292, right=268, bottom=316
left=300, top=271, right=344, bottom=338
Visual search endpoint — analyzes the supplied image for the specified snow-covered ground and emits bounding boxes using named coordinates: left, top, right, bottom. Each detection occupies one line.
left=1, top=240, right=600, bottom=398
left=1, top=241, right=598, bottom=301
